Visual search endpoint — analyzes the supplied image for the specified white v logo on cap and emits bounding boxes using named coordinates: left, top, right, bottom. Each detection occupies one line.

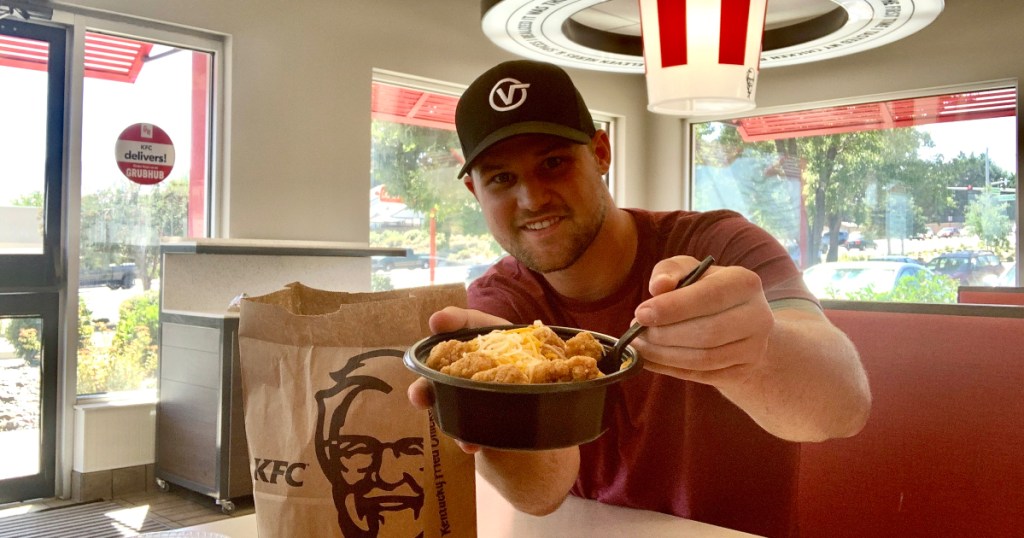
left=489, top=77, right=530, bottom=111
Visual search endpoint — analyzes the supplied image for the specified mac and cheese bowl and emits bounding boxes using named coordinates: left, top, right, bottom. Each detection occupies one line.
left=404, top=323, right=642, bottom=450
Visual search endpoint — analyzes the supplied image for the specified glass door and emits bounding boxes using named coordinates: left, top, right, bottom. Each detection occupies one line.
left=0, top=295, right=59, bottom=504
left=0, top=18, right=65, bottom=503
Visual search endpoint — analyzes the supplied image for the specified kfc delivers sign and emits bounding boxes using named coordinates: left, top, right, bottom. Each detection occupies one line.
left=115, top=123, right=175, bottom=185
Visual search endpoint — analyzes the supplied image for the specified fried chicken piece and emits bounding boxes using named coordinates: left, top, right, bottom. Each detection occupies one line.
left=531, top=324, right=565, bottom=348
left=426, top=339, right=468, bottom=371
left=471, top=364, right=530, bottom=384
left=565, top=332, right=604, bottom=361
left=527, top=323, right=566, bottom=361
left=529, top=356, right=602, bottom=383
left=440, top=351, right=497, bottom=379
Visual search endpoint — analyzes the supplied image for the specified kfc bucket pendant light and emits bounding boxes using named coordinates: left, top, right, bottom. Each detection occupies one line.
left=639, top=0, right=768, bottom=116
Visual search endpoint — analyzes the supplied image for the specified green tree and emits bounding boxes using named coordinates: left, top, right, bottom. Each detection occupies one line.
left=697, top=123, right=931, bottom=264
left=11, top=191, right=43, bottom=207
left=799, top=129, right=927, bottom=261
left=965, top=187, right=1013, bottom=250
left=693, top=123, right=802, bottom=240
left=934, top=153, right=1016, bottom=223
left=371, top=121, right=491, bottom=251
left=79, top=178, right=189, bottom=289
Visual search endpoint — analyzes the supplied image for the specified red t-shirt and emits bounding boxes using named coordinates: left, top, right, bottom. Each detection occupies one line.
left=468, top=209, right=817, bottom=538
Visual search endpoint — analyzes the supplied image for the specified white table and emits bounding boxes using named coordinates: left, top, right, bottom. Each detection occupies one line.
left=181, top=474, right=760, bottom=537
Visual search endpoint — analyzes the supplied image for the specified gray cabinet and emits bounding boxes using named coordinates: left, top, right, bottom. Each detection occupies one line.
left=154, top=239, right=404, bottom=512
left=155, top=312, right=248, bottom=512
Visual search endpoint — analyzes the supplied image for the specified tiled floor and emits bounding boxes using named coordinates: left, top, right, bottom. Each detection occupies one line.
left=113, top=487, right=255, bottom=529
left=0, top=487, right=254, bottom=532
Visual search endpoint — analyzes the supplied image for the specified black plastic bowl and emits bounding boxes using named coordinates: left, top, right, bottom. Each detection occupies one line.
left=404, top=325, right=642, bottom=450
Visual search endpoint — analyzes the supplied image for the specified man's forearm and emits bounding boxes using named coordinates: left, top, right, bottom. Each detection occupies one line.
left=718, top=310, right=871, bottom=442
left=476, top=446, right=580, bottom=516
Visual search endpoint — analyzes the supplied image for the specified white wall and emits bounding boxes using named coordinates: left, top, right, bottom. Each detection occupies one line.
left=56, top=0, right=1023, bottom=236
left=58, top=0, right=651, bottom=239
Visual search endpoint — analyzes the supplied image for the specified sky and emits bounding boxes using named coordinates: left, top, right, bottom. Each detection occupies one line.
left=2, top=46, right=195, bottom=204
left=916, top=116, right=1017, bottom=173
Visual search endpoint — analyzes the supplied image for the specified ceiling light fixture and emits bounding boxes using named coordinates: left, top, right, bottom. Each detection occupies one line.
left=639, top=0, right=767, bottom=116
left=481, top=0, right=944, bottom=116
left=0, top=0, right=53, bottom=21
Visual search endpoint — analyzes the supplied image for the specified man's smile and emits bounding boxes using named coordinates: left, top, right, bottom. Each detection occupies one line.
left=523, top=217, right=562, bottom=231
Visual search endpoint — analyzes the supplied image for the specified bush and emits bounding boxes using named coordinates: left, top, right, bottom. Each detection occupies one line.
left=3, top=297, right=93, bottom=367
left=845, top=272, right=958, bottom=303
left=78, top=291, right=159, bottom=395
left=372, top=272, right=394, bottom=292
left=13, top=325, right=41, bottom=366
left=114, top=290, right=160, bottom=349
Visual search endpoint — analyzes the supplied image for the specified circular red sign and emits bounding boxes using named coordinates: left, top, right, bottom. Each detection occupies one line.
left=114, top=123, right=176, bottom=185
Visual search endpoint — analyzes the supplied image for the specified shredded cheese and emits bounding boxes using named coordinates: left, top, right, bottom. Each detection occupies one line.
left=466, top=323, right=564, bottom=375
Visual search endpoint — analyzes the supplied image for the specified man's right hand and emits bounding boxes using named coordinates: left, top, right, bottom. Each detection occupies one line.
left=408, top=306, right=511, bottom=454
left=407, top=306, right=580, bottom=515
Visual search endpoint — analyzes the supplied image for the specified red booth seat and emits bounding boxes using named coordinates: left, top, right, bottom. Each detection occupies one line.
left=798, top=302, right=1024, bottom=537
left=957, top=286, right=1024, bottom=306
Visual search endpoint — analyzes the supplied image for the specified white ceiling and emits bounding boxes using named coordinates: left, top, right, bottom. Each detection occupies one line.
left=482, top=0, right=944, bottom=72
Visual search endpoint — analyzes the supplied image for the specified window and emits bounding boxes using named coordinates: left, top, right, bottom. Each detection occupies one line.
left=693, top=87, right=1018, bottom=302
left=368, top=73, right=614, bottom=291
left=76, top=33, right=214, bottom=395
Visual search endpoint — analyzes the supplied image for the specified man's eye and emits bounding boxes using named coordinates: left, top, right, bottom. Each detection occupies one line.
left=543, top=156, right=565, bottom=169
left=488, top=172, right=513, bottom=185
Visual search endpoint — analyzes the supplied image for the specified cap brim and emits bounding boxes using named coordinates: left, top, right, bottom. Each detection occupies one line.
left=457, top=121, right=593, bottom=178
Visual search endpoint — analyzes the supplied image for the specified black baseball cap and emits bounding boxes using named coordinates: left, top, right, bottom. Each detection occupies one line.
left=455, top=60, right=597, bottom=178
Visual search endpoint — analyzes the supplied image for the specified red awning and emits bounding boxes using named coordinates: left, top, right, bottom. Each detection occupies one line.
left=734, top=88, right=1017, bottom=141
left=371, top=83, right=458, bottom=131
left=0, top=32, right=152, bottom=83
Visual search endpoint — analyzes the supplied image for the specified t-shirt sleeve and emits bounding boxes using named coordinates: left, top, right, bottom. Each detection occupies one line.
left=467, top=280, right=520, bottom=321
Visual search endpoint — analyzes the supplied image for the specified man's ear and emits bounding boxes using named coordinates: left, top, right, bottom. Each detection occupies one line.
left=463, top=174, right=479, bottom=199
left=591, top=130, right=612, bottom=175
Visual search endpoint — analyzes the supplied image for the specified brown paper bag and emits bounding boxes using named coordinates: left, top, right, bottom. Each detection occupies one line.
left=238, top=282, right=475, bottom=538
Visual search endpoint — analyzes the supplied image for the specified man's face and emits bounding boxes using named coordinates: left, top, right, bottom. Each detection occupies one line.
left=326, top=379, right=425, bottom=538
left=465, top=132, right=612, bottom=274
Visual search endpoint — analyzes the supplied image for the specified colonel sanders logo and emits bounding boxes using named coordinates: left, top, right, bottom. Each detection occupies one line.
left=314, top=350, right=425, bottom=537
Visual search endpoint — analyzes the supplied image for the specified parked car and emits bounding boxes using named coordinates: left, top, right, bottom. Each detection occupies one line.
left=925, top=250, right=1003, bottom=285
left=996, top=262, right=1017, bottom=287
left=802, top=260, right=936, bottom=299
left=371, top=252, right=430, bottom=271
left=870, top=255, right=925, bottom=265
left=80, top=262, right=136, bottom=289
left=936, top=226, right=961, bottom=238
left=844, top=232, right=876, bottom=251
left=821, top=230, right=849, bottom=245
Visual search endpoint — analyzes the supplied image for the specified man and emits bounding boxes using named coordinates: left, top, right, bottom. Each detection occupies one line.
left=409, top=60, right=871, bottom=537
left=317, top=351, right=426, bottom=538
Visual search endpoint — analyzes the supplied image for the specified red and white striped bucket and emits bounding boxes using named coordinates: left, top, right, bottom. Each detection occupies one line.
left=639, top=0, right=768, bottom=115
